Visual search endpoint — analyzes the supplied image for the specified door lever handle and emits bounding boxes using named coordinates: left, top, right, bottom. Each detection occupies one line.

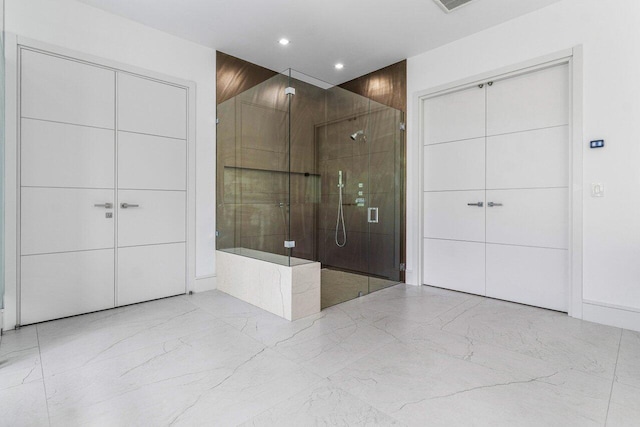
left=94, top=202, right=113, bottom=209
left=488, top=202, right=503, bottom=207
left=467, top=202, right=484, bottom=207
left=120, top=203, right=140, bottom=209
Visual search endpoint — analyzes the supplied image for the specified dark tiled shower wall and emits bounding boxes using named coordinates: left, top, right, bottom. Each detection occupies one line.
left=316, top=109, right=400, bottom=279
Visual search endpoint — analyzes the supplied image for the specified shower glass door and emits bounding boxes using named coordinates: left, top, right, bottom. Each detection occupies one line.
left=313, top=83, right=403, bottom=308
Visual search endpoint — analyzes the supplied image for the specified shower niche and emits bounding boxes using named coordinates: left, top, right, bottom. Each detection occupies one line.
left=217, top=69, right=403, bottom=315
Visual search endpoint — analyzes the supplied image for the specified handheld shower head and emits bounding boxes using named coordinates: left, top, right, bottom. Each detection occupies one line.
left=350, top=130, right=365, bottom=141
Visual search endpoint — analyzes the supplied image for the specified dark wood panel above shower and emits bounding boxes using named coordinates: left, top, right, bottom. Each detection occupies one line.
left=216, top=51, right=278, bottom=105
left=338, top=60, right=407, bottom=113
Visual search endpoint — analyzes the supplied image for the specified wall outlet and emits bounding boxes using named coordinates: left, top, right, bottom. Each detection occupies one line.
left=592, top=183, right=605, bottom=197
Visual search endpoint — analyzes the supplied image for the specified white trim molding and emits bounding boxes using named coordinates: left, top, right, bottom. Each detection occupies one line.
left=583, top=300, right=640, bottom=332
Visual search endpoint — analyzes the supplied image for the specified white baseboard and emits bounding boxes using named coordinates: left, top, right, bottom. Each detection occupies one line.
left=193, top=275, right=217, bottom=293
left=582, top=301, right=640, bottom=332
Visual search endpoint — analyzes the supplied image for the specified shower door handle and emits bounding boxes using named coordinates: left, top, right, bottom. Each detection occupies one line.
left=368, top=207, right=379, bottom=223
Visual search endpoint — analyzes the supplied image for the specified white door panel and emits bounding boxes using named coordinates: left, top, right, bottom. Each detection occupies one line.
left=424, top=191, right=485, bottom=242
left=423, top=86, right=485, bottom=145
left=21, top=118, right=115, bottom=188
left=21, top=50, right=115, bottom=129
left=21, top=187, right=115, bottom=255
left=486, top=188, right=568, bottom=249
left=118, top=132, right=186, bottom=190
left=117, top=243, right=186, bottom=306
left=486, top=244, right=568, bottom=312
left=118, top=73, right=187, bottom=139
left=424, top=138, right=485, bottom=191
left=21, top=250, right=115, bottom=324
left=117, top=190, right=186, bottom=247
left=487, top=64, right=569, bottom=136
left=423, top=238, right=485, bottom=296
left=487, top=126, right=569, bottom=189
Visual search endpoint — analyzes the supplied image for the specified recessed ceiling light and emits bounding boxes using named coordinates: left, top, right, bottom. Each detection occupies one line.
left=279, top=38, right=290, bottom=46
left=335, top=63, right=344, bottom=70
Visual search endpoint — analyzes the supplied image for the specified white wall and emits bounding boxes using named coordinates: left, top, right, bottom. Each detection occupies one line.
left=4, top=0, right=217, bottom=284
left=407, top=0, right=640, bottom=329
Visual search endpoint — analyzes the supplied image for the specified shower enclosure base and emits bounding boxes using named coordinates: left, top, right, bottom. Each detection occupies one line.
left=321, top=268, right=399, bottom=309
left=217, top=249, right=320, bottom=321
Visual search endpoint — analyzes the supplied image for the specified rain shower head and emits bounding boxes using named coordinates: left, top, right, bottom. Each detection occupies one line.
left=350, top=130, right=365, bottom=141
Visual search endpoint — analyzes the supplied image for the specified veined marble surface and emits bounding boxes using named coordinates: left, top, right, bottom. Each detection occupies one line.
left=0, top=284, right=637, bottom=426
left=217, top=249, right=320, bottom=321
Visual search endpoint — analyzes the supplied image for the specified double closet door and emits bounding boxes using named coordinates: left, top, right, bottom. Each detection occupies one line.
left=423, top=63, right=569, bottom=312
left=20, top=49, right=188, bottom=325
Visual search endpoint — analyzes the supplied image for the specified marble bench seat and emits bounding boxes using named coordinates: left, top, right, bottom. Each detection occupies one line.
left=216, top=248, right=321, bottom=321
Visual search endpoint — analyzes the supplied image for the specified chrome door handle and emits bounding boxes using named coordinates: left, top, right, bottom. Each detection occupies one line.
left=120, top=203, right=140, bottom=209
left=488, top=202, right=503, bottom=207
left=467, top=202, right=484, bottom=207
left=94, top=203, right=113, bottom=209
left=368, top=207, right=379, bottom=223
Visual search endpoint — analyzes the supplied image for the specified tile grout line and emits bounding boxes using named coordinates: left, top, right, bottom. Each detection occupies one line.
left=35, top=325, right=52, bottom=427
left=604, top=329, right=623, bottom=426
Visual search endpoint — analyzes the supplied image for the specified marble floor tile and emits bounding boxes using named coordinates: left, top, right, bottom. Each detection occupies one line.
left=38, top=298, right=220, bottom=376
left=354, top=284, right=482, bottom=324
left=0, top=380, right=49, bottom=426
left=329, top=338, right=611, bottom=427
left=45, top=322, right=320, bottom=426
left=1, top=283, right=637, bottom=426
left=0, top=326, right=43, bottom=390
left=241, top=381, right=403, bottom=426
left=615, top=329, right=640, bottom=388
left=439, top=298, right=622, bottom=378
left=269, top=305, right=402, bottom=378
left=606, top=382, right=640, bottom=427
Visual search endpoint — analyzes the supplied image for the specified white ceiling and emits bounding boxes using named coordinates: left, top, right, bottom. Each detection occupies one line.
left=76, top=0, right=563, bottom=85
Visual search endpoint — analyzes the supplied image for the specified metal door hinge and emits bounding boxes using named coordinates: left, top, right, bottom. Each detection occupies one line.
left=216, top=118, right=219, bottom=124
left=284, top=240, right=296, bottom=248
left=285, top=87, right=296, bottom=96
left=399, top=122, right=406, bottom=131
left=400, top=263, right=406, bottom=272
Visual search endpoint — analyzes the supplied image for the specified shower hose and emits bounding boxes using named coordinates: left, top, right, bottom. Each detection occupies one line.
left=335, top=174, right=347, bottom=247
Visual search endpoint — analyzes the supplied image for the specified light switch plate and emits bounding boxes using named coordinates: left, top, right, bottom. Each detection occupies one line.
left=592, top=183, right=605, bottom=197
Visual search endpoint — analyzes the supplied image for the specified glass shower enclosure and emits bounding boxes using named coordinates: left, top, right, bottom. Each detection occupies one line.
left=217, top=69, right=403, bottom=309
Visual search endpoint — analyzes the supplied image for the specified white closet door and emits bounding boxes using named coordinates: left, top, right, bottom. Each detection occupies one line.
left=486, top=244, right=567, bottom=311
left=21, top=188, right=115, bottom=255
left=486, top=64, right=569, bottom=136
left=21, top=250, right=115, bottom=324
left=117, top=243, right=186, bottom=306
left=424, top=191, right=485, bottom=242
left=486, top=126, right=569, bottom=189
left=424, top=138, right=485, bottom=191
left=118, top=132, right=186, bottom=190
left=485, top=188, right=568, bottom=249
left=20, top=49, right=117, bottom=325
left=117, top=190, right=186, bottom=247
left=21, top=49, right=115, bottom=129
left=21, top=118, right=115, bottom=188
left=118, top=73, right=187, bottom=139
left=116, top=73, right=188, bottom=306
left=424, top=239, right=485, bottom=295
left=423, top=86, right=485, bottom=145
